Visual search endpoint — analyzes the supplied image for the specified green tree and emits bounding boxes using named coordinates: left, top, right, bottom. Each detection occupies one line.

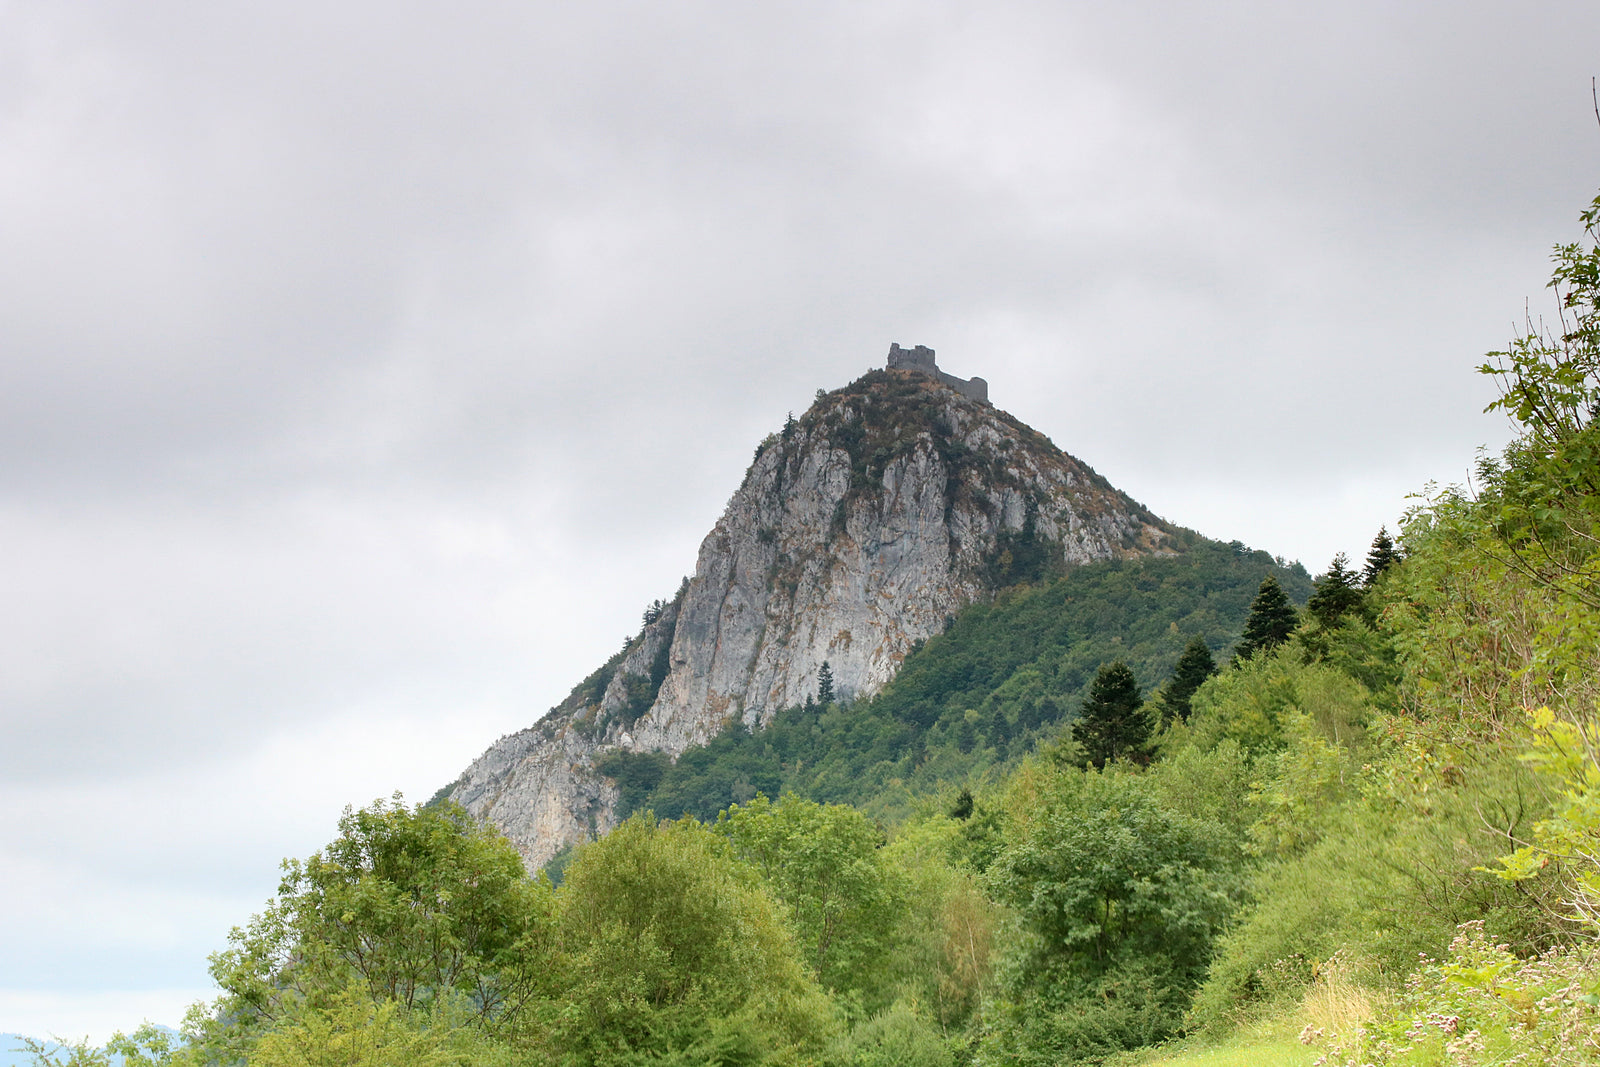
left=1159, top=636, right=1216, bottom=724
left=1232, top=575, right=1298, bottom=661
left=1306, top=552, right=1364, bottom=628
left=1185, top=648, right=1369, bottom=756
left=880, top=815, right=998, bottom=1031
left=18, top=1025, right=187, bottom=1067
left=949, top=788, right=974, bottom=820
left=1363, top=526, right=1401, bottom=585
left=191, top=797, right=554, bottom=1059
left=1474, top=186, right=1600, bottom=608
left=989, top=774, right=1239, bottom=982
left=553, top=812, right=836, bottom=1064
left=817, top=661, right=835, bottom=705
left=249, top=991, right=514, bottom=1067
left=1072, top=661, right=1150, bottom=769
left=984, top=770, right=1243, bottom=1064
left=715, top=794, right=906, bottom=1010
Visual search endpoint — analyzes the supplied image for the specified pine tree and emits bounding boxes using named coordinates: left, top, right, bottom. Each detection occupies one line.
left=989, top=706, right=1011, bottom=744
left=955, top=716, right=976, bottom=754
left=1233, top=575, right=1298, bottom=661
left=817, top=661, right=835, bottom=705
left=949, top=788, right=974, bottom=820
left=1160, top=636, right=1216, bottom=723
left=1364, top=526, right=1401, bottom=586
left=1072, top=661, right=1150, bottom=769
left=1306, top=553, right=1364, bottom=627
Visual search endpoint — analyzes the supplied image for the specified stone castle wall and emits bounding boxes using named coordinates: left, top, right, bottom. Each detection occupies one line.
left=886, top=343, right=988, bottom=403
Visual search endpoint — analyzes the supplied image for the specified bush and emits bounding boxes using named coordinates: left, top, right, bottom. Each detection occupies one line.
left=1189, top=741, right=1558, bottom=1031
left=833, top=1002, right=953, bottom=1067
left=983, top=957, right=1191, bottom=1067
left=1317, top=923, right=1600, bottom=1067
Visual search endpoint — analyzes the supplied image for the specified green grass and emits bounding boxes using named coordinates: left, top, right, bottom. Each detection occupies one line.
left=1137, top=1038, right=1314, bottom=1067
left=1112, top=1021, right=1318, bottom=1067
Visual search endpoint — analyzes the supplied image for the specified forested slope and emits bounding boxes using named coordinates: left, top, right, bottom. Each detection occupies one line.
left=597, top=538, right=1310, bottom=825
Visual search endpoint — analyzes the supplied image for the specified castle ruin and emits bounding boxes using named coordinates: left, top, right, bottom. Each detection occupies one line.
left=886, top=343, right=989, bottom=403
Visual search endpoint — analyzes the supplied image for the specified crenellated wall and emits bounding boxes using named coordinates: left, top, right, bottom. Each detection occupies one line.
left=885, top=343, right=988, bottom=403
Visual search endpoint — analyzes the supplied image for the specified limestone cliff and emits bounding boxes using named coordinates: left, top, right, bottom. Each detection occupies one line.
left=447, top=360, right=1173, bottom=870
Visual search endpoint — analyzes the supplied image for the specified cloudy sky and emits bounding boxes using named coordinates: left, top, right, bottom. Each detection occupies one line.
left=3, top=0, right=1598, bottom=1040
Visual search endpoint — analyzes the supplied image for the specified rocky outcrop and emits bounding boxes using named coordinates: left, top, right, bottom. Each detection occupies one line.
left=449, top=363, right=1172, bottom=870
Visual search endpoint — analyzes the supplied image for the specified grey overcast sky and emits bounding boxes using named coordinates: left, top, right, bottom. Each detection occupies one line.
left=3, top=0, right=1598, bottom=1038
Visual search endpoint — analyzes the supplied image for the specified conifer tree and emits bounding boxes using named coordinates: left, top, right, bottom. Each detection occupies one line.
left=817, top=661, right=835, bottom=705
left=1364, top=526, right=1401, bottom=585
left=1072, top=661, right=1150, bottom=769
left=1160, top=636, right=1216, bottom=723
left=1307, top=552, right=1364, bottom=627
left=989, top=705, right=1011, bottom=744
left=955, top=715, right=977, bottom=754
left=1233, top=575, right=1298, bottom=661
left=949, top=788, right=974, bottom=821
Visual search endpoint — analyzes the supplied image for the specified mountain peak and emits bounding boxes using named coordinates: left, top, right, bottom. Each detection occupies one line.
left=449, top=357, right=1172, bottom=868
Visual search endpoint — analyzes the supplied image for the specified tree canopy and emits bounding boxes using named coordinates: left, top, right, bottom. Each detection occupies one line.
left=189, top=797, right=556, bottom=1060
left=550, top=813, right=835, bottom=1064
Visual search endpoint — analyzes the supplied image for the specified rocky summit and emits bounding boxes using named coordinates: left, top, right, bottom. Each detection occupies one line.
left=446, top=346, right=1175, bottom=869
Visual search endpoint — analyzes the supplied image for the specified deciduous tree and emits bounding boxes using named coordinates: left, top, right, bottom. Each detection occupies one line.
left=191, top=797, right=555, bottom=1059
left=715, top=794, right=905, bottom=1009
left=554, top=812, right=836, bottom=1063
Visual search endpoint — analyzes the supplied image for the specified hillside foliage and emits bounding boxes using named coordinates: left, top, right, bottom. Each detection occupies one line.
left=597, top=540, right=1309, bottom=825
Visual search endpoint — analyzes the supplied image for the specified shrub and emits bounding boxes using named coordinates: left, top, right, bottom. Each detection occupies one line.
left=1317, top=923, right=1600, bottom=1066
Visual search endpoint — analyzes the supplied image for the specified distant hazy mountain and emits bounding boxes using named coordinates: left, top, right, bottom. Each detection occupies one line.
left=1, top=1026, right=182, bottom=1067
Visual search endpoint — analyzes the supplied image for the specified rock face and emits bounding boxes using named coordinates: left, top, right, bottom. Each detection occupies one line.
left=447, top=359, right=1173, bottom=870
